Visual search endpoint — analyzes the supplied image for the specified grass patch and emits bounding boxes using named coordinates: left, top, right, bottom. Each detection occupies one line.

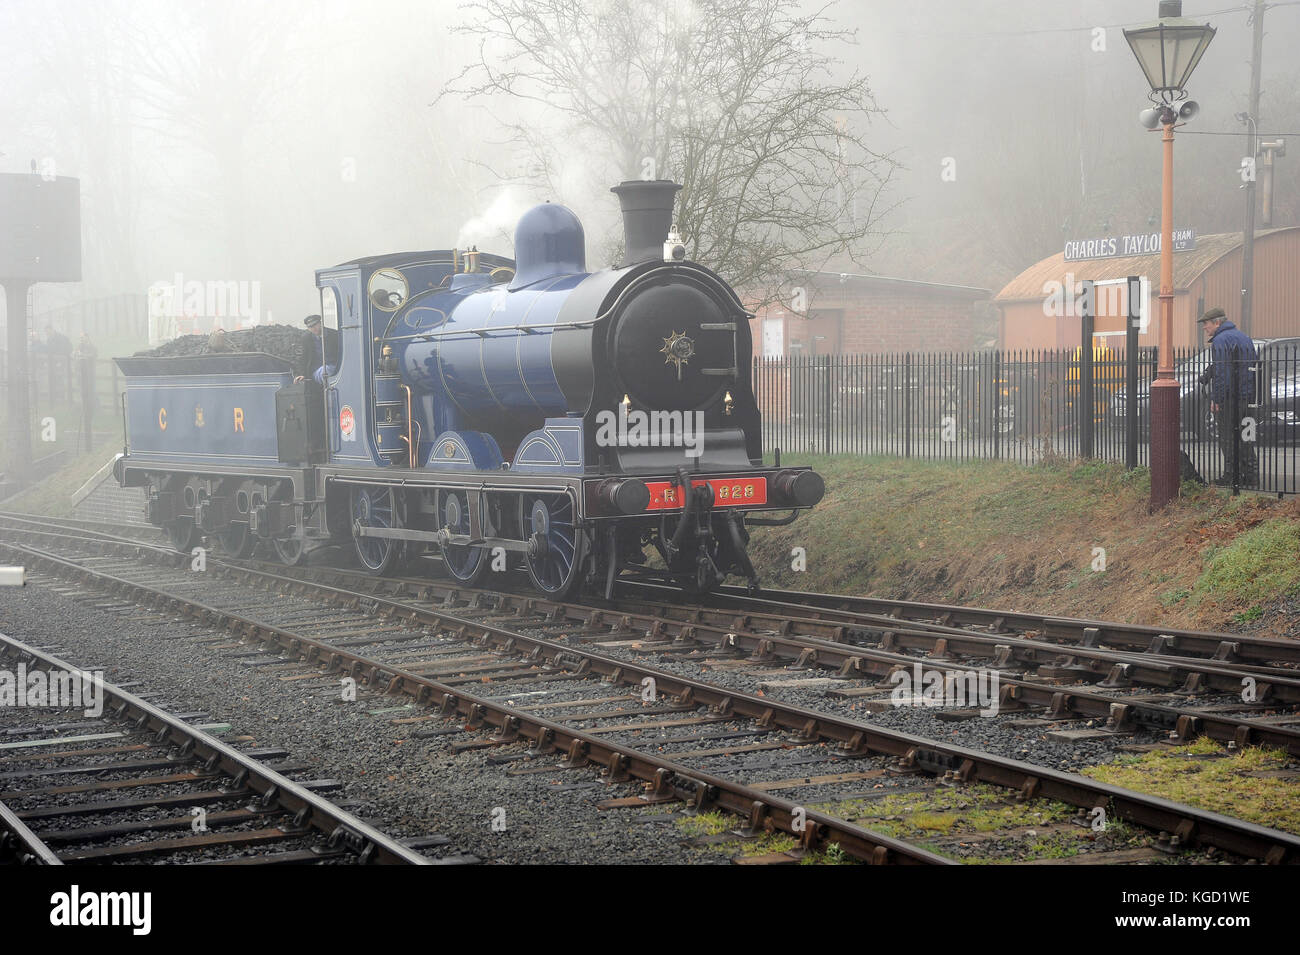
left=675, top=811, right=801, bottom=860
left=812, top=784, right=1153, bottom=863
left=3, top=446, right=119, bottom=517
left=815, top=784, right=1074, bottom=841
left=1189, top=520, right=1300, bottom=610
left=676, top=810, right=735, bottom=838
left=1082, top=743, right=1300, bottom=834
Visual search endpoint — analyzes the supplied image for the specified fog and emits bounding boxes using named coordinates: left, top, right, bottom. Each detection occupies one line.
left=2, top=0, right=1297, bottom=326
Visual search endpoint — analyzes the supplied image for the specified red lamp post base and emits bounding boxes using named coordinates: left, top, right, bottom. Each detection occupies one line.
left=1150, top=377, right=1181, bottom=509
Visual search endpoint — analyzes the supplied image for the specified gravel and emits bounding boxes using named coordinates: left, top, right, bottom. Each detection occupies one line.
left=2, top=546, right=1252, bottom=865
left=0, top=581, right=708, bottom=864
left=576, top=641, right=1169, bottom=774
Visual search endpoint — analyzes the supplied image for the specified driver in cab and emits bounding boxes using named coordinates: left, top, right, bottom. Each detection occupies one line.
left=296, top=314, right=341, bottom=384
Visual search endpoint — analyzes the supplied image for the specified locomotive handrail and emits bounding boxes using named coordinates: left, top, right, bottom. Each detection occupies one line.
left=377, top=318, right=599, bottom=344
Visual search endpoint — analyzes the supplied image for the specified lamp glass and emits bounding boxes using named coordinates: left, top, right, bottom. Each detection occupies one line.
left=1123, top=21, right=1215, bottom=93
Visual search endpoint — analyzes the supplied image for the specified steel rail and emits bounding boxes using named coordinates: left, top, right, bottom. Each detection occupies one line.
left=6, top=511, right=1296, bottom=685
left=205, top=561, right=1300, bottom=758
left=0, top=799, right=63, bottom=865
left=0, top=540, right=949, bottom=865
left=6, top=516, right=1300, bottom=861
left=3, top=518, right=1297, bottom=756
left=5, top=511, right=1295, bottom=669
left=230, top=554, right=1300, bottom=699
left=602, top=592, right=1300, bottom=700
left=0, top=631, right=429, bottom=865
left=140, top=557, right=1300, bottom=863
left=611, top=588, right=1298, bottom=678
left=7, top=538, right=1297, bottom=864
left=701, top=582, right=1300, bottom=666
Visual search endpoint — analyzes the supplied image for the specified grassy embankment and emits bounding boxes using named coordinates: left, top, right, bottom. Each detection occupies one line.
left=749, top=455, right=1300, bottom=635
left=1, top=446, right=119, bottom=513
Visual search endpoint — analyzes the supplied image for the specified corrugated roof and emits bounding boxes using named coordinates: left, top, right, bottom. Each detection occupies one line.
left=994, top=227, right=1300, bottom=302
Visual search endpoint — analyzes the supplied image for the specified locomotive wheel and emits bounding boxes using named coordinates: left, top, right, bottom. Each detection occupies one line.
left=166, top=518, right=200, bottom=554
left=352, top=486, right=404, bottom=575
left=438, top=489, right=487, bottom=586
left=217, top=480, right=257, bottom=558
left=217, top=522, right=256, bottom=559
left=522, top=494, right=584, bottom=598
left=272, top=535, right=305, bottom=566
left=162, top=475, right=199, bottom=554
left=265, top=486, right=306, bottom=565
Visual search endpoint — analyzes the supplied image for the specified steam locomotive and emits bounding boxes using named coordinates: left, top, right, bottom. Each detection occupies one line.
left=114, top=181, right=825, bottom=598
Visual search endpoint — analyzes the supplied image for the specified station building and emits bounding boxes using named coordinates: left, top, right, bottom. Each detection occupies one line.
left=995, top=227, right=1300, bottom=351
left=750, top=270, right=990, bottom=358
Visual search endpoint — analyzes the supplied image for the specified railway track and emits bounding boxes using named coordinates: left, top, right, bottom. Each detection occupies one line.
left=126, top=528, right=1300, bottom=761
left=701, top=582, right=1300, bottom=668
left=2, top=513, right=1297, bottom=863
left=0, top=633, right=449, bottom=865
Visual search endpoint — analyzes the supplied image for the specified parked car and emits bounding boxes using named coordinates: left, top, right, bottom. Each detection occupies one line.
left=1257, top=338, right=1300, bottom=445
left=1109, top=338, right=1300, bottom=444
left=1110, top=349, right=1218, bottom=441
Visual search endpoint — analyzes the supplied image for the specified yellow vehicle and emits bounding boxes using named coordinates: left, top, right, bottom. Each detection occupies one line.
left=1067, top=339, right=1123, bottom=425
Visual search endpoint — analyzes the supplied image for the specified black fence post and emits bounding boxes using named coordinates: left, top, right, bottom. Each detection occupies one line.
left=823, top=354, right=833, bottom=455
left=1229, top=355, right=1241, bottom=494
left=904, top=352, right=912, bottom=459
left=1080, top=279, right=1095, bottom=459
left=993, top=351, right=1002, bottom=460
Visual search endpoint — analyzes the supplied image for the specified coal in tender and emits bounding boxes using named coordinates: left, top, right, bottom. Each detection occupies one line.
left=133, top=324, right=307, bottom=364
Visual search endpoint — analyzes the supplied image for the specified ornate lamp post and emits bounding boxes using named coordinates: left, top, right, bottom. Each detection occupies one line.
left=1123, top=0, right=1215, bottom=509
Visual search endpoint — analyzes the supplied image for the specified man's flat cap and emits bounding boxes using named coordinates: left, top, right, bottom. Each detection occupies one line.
left=1197, top=307, right=1226, bottom=324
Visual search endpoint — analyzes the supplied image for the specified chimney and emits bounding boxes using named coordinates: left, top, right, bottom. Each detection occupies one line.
left=610, top=180, right=681, bottom=267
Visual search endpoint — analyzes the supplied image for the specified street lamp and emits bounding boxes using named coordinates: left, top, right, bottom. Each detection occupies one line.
left=1123, top=0, right=1215, bottom=510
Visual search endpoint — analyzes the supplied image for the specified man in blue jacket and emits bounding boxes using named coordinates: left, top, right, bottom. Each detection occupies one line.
left=1198, top=307, right=1258, bottom=487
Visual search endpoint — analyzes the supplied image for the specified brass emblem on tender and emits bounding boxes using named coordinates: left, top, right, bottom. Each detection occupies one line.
left=443, top=441, right=456, bottom=458
left=659, top=330, right=695, bottom=381
left=194, top=404, right=205, bottom=427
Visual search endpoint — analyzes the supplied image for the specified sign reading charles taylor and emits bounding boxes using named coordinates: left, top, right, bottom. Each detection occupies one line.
left=1063, top=229, right=1196, bottom=262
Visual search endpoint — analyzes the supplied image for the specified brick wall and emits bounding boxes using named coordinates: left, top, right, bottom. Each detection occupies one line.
left=753, top=282, right=986, bottom=357
left=71, top=472, right=149, bottom=526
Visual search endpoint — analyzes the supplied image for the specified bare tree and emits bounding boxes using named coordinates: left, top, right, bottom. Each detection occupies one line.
left=441, top=0, right=899, bottom=306
left=119, top=1, right=308, bottom=279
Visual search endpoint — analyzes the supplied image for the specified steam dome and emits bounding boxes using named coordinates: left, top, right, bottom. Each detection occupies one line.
left=508, top=202, right=587, bottom=290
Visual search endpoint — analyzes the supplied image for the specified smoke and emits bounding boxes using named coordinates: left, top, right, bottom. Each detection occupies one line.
left=455, top=187, right=533, bottom=250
